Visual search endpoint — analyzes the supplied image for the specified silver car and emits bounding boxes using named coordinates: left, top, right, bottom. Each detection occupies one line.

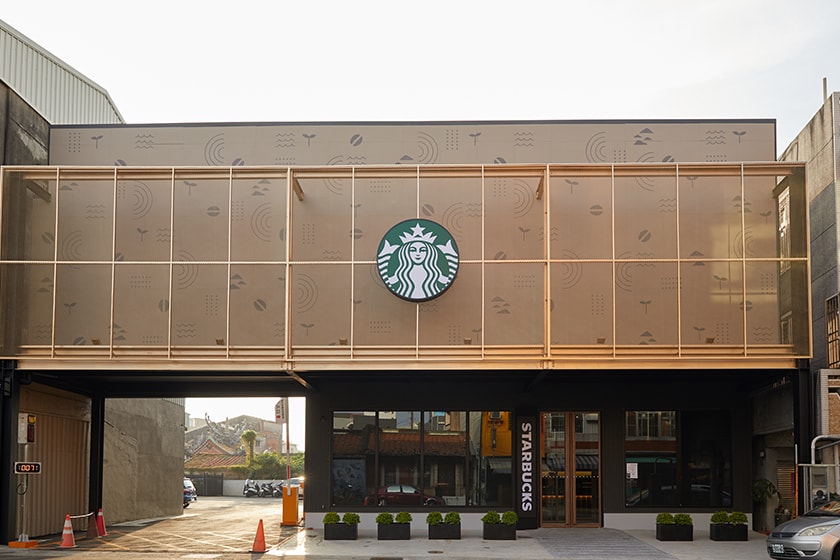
left=767, top=501, right=840, bottom=559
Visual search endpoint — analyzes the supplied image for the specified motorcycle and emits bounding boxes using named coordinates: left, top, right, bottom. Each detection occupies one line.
left=243, top=478, right=259, bottom=498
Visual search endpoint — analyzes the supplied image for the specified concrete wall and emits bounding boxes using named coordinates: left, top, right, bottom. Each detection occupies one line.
left=103, top=398, right=186, bottom=523
left=0, top=81, right=49, bottom=165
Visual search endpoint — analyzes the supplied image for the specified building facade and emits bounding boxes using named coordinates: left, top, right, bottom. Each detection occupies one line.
left=781, top=91, right=840, bottom=511
left=0, top=119, right=810, bottom=534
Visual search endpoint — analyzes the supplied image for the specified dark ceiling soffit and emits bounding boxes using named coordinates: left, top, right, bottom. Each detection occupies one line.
left=24, top=370, right=309, bottom=399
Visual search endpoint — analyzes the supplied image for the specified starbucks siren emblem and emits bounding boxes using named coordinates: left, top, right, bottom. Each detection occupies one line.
left=377, top=219, right=459, bottom=302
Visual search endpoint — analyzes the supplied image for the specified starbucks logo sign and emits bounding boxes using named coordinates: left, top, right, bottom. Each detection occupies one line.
left=377, top=219, right=459, bottom=302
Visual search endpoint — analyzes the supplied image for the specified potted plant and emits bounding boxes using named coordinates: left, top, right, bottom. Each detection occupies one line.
left=481, top=510, right=517, bottom=540
left=709, top=511, right=748, bottom=541
left=656, top=512, right=693, bottom=541
left=376, top=511, right=411, bottom=540
left=427, top=511, right=461, bottom=540
left=323, top=511, right=359, bottom=540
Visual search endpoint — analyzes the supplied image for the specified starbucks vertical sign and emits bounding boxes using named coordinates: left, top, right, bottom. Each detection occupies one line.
left=377, top=219, right=459, bottom=302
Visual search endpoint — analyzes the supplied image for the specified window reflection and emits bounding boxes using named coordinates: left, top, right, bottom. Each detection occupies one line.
left=625, top=410, right=731, bottom=508
left=424, top=411, right=467, bottom=505
left=330, top=410, right=510, bottom=508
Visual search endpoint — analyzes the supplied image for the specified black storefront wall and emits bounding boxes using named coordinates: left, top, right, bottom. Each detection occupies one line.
left=305, top=370, right=765, bottom=525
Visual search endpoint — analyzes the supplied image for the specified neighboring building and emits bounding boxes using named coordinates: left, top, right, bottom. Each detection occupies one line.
left=0, top=114, right=810, bottom=536
left=0, top=19, right=182, bottom=541
left=780, top=90, right=840, bottom=513
left=184, top=438, right=245, bottom=471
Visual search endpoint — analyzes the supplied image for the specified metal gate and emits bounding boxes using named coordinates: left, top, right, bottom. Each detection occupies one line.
left=188, top=473, right=224, bottom=496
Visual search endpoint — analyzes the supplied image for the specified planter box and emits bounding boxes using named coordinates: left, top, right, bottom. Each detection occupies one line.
left=709, top=523, right=748, bottom=541
left=483, top=523, right=516, bottom=540
left=428, top=523, right=461, bottom=540
left=656, top=524, right=693, bottom=541
left=377, top=523, right=410, bottom=540
left=324, top=523, right=358, bottom=540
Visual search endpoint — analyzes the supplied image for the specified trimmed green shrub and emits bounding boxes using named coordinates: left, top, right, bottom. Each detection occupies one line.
left=730, top=512, right=748, bottom=525
left=710, top=511, right=730, bottom=524
left=674, top=513, right=693, bottom=526
left=395, top=512, right=412, bottom=524
left=342, top=512, right=360, bottom=525
left=322, top=512, right=341, bottom=524
left=376, top=512, right=394, bottom=524
left=444, top=511, right=461, bottom=525
left=501, top=511, right=519, bottom=526
left=656, top=512, right=675, bottom=525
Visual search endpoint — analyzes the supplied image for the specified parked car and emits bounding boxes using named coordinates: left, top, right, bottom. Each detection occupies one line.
left=767, top=500, right=840, bottom=559
left=183, top=477, right=197, bottom=508
left=363, top=484, right=444, bottom=506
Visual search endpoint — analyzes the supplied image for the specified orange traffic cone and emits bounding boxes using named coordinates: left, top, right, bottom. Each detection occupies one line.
left=59, top=514, right=76, bottom=548
left=95, top=508, right=108, bottom=536
left=250, top=519, right=266, bottom=552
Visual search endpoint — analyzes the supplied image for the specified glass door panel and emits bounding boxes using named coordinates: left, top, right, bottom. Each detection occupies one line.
left=541, top=413, right=566, bottom=524
left=574, top=412, right=600, bottom=525
left=541, top=412, right=600, bottom=527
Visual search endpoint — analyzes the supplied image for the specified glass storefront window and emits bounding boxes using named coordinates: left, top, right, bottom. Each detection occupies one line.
left=331, top=411, right=376, bottom=506
left=469, top=411, right=512, bottom=507
left=424, top=411, right=467, bottom=506
left=378, top=410, right=421, bottom=495
left=625, top=410, right=731, bottom=508
left=331, top=410, right=509, bottom=508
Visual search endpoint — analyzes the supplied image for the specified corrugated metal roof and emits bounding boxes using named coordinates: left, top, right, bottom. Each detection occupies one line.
left=0, top=19, right=124, bottom=124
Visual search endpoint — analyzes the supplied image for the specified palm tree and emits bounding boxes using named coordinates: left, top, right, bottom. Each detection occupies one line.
left=241, top=429, right=257, bottom=464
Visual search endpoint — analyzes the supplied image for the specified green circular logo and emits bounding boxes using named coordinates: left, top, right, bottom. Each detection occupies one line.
left=377, top=219, right=459, bottom=302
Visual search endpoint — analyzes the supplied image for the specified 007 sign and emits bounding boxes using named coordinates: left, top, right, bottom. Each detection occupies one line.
left=14, top=462, right=41, bottom=474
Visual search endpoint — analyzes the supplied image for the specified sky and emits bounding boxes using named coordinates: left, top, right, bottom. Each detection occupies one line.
left=3, top=0, right=840, bottom=155
left=2, top=2, right=838, bottom=442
